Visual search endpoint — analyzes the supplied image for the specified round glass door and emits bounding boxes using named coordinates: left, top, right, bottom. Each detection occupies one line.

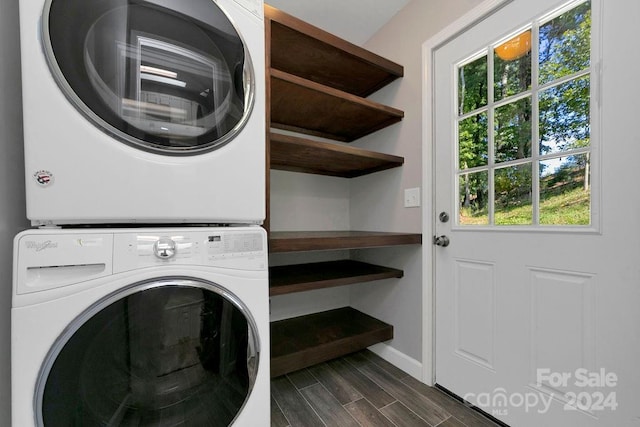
left=36, top=279, right=260, bottom=426
left=43, top=0, right=255, bottom=154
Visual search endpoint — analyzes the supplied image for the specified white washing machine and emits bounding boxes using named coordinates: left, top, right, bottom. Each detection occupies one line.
left=19, top=0, right=265, bottom=226
left=12, top=227, right=270, bottom=426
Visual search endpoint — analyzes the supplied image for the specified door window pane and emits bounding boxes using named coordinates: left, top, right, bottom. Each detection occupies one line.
left=539, top=1, right=591, bottom=85
left=495, top=97, right=532, bottom=162
left=458, top=55, right=488, bottom=115
left=459, top=112, right=488, bottom=169
left=540, top=154, right=590, bottom=225
left=539, top=75, right=590, bottom=155
left=495, top=163, right=533, bottom=225
left=494, top=30, right=532, bottom=101
left=459, top=171, right=489, bottom=225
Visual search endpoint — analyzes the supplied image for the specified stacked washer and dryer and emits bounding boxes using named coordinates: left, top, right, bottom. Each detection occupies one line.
left=12, top=0, right=268, bottom=425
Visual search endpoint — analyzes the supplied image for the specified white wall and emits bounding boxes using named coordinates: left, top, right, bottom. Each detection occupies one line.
left=0, top=0, right=29, bottom=423
left=265, top=0, right=411, bottom=45
left=269, top=170, right=350, bottom=232
left=269, top=169, right=352, bottom=320
left=349, top=0, right=483, bottom=362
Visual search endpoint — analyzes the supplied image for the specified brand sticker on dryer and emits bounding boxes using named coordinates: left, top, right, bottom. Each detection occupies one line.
left=33, top=170, right=54, bottom=187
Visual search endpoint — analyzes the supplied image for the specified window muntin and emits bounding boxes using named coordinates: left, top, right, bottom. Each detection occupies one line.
left=456, top=0, right=592, bottom=227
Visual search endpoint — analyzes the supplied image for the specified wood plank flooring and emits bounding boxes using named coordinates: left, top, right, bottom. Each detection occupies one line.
left=271, top=350, right=501, bottom=427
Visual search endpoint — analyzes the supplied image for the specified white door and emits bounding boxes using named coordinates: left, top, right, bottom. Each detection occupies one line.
left=433, top=0, right=640, bottom=425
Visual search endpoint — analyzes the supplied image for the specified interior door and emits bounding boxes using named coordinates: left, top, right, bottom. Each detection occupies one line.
left=433, top=0, right=640, bottom=425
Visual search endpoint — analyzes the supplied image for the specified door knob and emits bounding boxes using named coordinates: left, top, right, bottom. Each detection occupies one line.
left=433, top=235, right=450, bottom=247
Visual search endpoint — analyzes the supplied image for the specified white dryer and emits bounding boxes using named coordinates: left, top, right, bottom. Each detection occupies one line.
left=12, top=227, right=269, bottom=426
left=19, top=0, right=265, bottom=226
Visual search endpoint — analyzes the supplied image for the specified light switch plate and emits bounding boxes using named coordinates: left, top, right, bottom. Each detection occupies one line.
left=404, top=187, right=421, bottom=208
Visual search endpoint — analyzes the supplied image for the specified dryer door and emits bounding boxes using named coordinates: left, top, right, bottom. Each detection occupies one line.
left=42, top=0, right=257, bottom=154
left=35, top=279, right=261, bottom=426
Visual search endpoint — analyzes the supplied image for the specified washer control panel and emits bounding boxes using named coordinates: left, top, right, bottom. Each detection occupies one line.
left=14, top=227, right=267, bottom=299
left=205, top=231, right=263, bottom=260
left=113, top=228, right=267, bottom=272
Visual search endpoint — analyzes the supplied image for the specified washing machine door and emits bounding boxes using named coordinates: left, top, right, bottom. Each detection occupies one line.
left=42, top=0, right=256, bottom=154
left=35, top=279, right=261, bottom=426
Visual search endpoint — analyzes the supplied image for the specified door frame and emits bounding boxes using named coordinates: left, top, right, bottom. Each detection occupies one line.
left=420, top=0, right=514, bottom=386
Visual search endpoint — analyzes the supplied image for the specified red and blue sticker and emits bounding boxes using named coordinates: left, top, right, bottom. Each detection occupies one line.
left=33, top=170, right=54, bottom=187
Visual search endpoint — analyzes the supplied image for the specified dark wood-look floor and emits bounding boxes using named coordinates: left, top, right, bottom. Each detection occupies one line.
left=270, top=350, right=501, bottom=427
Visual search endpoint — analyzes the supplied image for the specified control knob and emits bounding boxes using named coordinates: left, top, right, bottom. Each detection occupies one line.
left=154, top=237, right=177, bottom=259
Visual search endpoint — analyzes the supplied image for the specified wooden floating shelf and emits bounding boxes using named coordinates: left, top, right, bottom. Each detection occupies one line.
left=265, top=4, right=403, bottom=97
left=269, top=260, right=403, bottom=296
left=270, top=132, right=404, bottom=178
left=270, top=307, right=393, bottom=377
left=270, top=69, right=404, bottom=142
left=265, top=5, right=409, bottom=378
left=269, top=230, right=422, bottom=253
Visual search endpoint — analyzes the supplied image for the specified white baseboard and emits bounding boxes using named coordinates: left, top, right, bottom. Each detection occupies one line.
left=367, top=342, right=423, bottom=380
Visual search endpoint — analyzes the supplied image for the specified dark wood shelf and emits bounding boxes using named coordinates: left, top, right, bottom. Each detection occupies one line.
left=270, top=69, right=404, bottom=142
left=265, top=4, right=403, bottom=97
left=265, top=6, right=408, bottom=377
left=270, top=307, right=393, bottom=377
left=269, top=260, right=403, bottom=296
left=269, top=230, right=422, bottom=253
left=270, top=132, right=404, bottom=178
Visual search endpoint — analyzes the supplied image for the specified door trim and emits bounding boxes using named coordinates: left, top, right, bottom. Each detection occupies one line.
left=420, top=0, right=514, bottom=386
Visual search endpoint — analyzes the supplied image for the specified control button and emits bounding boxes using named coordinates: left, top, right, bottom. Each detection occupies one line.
left=154, top=237, right=177, bottom=260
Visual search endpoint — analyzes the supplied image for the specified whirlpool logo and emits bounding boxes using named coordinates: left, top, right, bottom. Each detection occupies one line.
left=25, top=240, right=59, bottom=252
